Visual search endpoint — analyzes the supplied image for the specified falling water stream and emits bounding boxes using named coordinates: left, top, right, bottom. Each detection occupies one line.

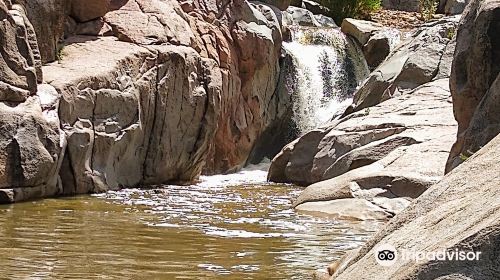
left=284, top=27, right=369, bottom=133
left=0, top=27, right=378, bottom=279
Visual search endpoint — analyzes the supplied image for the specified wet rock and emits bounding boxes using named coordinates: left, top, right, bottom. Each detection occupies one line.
left=246, top=48, right=296, bottom=165
left=331, top=133, right=500, bottom=279
left=270, top=79, right=457, bottom=217
left=345, top=16, right=460, bottom=114
left=311, top=270, right=330, bottom=280
left=446, top=0, right=500, bottom=172
left=296, top=198, right=394, bottom=220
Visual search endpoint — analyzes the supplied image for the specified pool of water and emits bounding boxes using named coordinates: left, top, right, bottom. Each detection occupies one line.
left=0, top=165, right=382, bottom=279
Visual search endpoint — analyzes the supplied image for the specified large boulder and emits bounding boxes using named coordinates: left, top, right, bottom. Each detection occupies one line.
left=341, top=18, right=401, bottom=70
left=362, top=28, right=401, bottom=69
left=104, top=0, right=193, bottom=46
left=258, top=0, right=290, bottom=10
left=341, top=18, right=384, bottom=46
left=446, top=0, right=500, bottom=172
left=330, top=133, right=500, bottom=279
left=44, top=38, right=220, bottom=193
left=283, top=6, right=321, bottom=26
left=70, top=0, right=110, bottom=22
left=381, top=0, right=420, bottom=12
left=344, top=16, right=459, bottom=115
left=269, top=79, right=457, bottom=218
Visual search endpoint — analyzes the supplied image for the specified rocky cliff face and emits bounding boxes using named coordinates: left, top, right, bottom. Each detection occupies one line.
left=0, top=0, right=293, bottom=202
left=446, top=0, right=500, bottom=172
left=0, top=1, right=65, bottom=202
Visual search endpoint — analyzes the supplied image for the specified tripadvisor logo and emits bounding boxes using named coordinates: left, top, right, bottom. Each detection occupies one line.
left=374, top=244, right=482, bottom=266
left=374, top=244, right=397, bottom=266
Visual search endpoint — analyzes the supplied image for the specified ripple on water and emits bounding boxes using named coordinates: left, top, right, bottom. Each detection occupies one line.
left=0, top=163, right=382, bottom=279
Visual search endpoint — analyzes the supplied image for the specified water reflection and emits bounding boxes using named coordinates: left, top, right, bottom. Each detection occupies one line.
left=0, top=167, right=382, bottom=279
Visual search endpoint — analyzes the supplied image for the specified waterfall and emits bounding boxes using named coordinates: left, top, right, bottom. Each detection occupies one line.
left=283, top=27, right=370, bottom=133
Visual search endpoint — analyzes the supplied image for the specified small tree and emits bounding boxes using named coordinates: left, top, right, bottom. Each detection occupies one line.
left=420, top=0, right=438, bottom=21
left=320, top=0, right=381, bottom=23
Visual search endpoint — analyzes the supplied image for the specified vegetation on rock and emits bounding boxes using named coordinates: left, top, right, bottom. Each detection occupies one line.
left=319, top=0, right=381, bottom=23
left=419, top=0, right=439, bottom=21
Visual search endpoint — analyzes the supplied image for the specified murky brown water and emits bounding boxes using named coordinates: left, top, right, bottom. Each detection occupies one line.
left=0, top=168, right=381, bottom=279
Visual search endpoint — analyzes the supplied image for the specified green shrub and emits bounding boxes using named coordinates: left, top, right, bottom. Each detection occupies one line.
left=319, top=0, right=381, bottom=23
left=419, top=0, right=438, bottom=21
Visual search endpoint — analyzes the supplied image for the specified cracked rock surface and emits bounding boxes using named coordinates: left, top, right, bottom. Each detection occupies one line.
left=331, top=132, right=500, bottom=279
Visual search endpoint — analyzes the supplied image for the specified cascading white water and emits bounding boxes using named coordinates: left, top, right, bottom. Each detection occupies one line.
left=283, top=27, right=370, bottom=133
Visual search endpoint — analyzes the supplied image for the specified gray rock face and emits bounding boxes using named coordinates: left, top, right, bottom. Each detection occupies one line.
left=330, top=133, right=500, bottom=279
left=269, top=79, right=457, bottom=216
left=446, top=0, right=500, bottom=173
left=344, top=16, right=460, bottom=115
left=363, top=29, right=401, bottom=70
left=382, top=0, right=420, bottom=12
left=70, top=0, right=110, bottom=22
